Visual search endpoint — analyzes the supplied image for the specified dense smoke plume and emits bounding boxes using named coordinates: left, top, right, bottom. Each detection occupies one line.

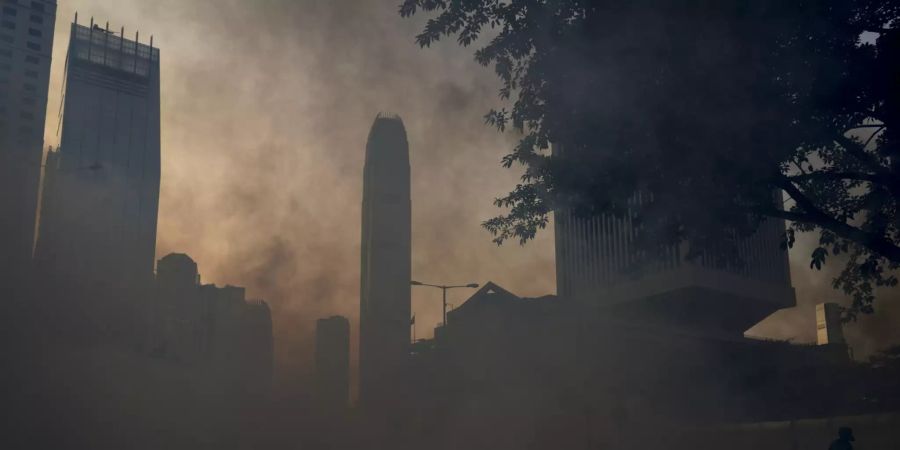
left=44, top=0, right=554, bottom=394
left=42, top=0, right=898, bottom=398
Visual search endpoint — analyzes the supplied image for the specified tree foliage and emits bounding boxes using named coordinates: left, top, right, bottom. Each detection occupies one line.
left=400, top=1, right=900, bottom=318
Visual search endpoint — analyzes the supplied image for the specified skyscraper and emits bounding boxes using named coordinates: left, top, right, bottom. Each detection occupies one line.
left=0, top=0, right=56, bottom=282
left=359, top=114, right=411, bottom=408
left=35, top=19, right=160, bottom=291
left=315, top=315, right=350, bottom=412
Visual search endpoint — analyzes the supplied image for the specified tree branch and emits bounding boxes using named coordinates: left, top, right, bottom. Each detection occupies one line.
left=772, top=177, right=900, bottom=263
left=786, top=170, right=884, bottom=184
left=833, top=134, right=889, bottom=173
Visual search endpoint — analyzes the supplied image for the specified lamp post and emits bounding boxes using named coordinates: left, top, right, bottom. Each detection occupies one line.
left=410, top=280, right=479, bottom=326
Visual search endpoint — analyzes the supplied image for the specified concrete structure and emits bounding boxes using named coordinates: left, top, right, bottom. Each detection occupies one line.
left=35, top=19, right=160, bottom=291
left=553, top=157, right=795, bottom=334
left=156, top=253, right=199, bottom=289
left=404, top=281, right=855, bottom=450
left=0, top=0, right=56, bottom=282
left=359, top=113, right=411, bottom=408
left=315, top=315, right=351, bottom=412
left=150, top=253, right=273, bottom=389
left=816, top=302, right=845, bottom=345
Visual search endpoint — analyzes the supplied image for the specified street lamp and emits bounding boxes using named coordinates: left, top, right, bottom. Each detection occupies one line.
left=410, top=280, right=479, bottom=326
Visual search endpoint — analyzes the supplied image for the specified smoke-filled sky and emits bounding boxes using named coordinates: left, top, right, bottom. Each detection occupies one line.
left=43, top=0, right=898, bottom=390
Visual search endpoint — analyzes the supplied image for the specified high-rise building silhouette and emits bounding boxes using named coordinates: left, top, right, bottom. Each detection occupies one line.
left=0, top=0, right=56, bottom=282
left=554, top=149, right=795, bottom=335
left=816, top=302, right=845, bottom=346
left=35, top=19, right=160, bottom=291
left=315, top=315, right=350, bottom=413
left=359, top=113, right=411, bottom=408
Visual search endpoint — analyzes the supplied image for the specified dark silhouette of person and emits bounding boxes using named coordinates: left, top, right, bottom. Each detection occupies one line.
left=829, top=427, right=855, bottom=450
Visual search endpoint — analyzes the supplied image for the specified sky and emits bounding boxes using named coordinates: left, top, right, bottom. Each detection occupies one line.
left=42, top=0, right=899, bottom=392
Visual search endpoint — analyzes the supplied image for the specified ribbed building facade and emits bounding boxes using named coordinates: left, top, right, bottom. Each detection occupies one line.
left=359, top=114, right=411, bottom=408
left=35, top=20, right=160, bottom=290
left=554, top=154, right=795, bottom=334
left=0, top=0, right=56, bottom=281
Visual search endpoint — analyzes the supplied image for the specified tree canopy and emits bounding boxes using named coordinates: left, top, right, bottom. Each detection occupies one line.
left=400, top=0, right=900, bottom=318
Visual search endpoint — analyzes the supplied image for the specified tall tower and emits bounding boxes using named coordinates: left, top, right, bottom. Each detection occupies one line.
left=35, top=19, right=160, bottom=292
left=0, top=0, right=56, bottom=284
left=359, top=114, right=411, bottom=408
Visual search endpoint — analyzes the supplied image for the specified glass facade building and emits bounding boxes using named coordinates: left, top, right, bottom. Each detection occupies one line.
left=0, top=0, right=56, bottom=281
left=35, top=21, right=160, bottom=291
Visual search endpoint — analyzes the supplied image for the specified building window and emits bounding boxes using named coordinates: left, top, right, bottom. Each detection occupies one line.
left=1, top=19, right=14, bottom=29
left=0, top=48, right=11, bottom=57
left=29, top=15, right=41, bottom=24
left=2, top=6, right=16, bottom=16
left=30, top=2, right=44, bottom=13
left=26, top=41, right=39, bottom=51
left=24, top=68, right=36, bottom=78
left=0, top=33, right=12, bottom=43
left=20, top=111, right=34, bottom=120
left=21, top=96, right=36, bottom=105
left=25, top=55, right=38, bottom=64
left=28, top=27, right=40, bottom=37
left=23, top=82, right=35, bottom=91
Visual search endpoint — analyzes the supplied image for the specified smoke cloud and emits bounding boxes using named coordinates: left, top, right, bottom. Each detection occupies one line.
left=43, top=1, right=897, bottom=397
left=44, top=0, right=555, bottom=394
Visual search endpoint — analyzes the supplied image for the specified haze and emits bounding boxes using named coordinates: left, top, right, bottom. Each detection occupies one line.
left=41, top=0, right=899, bottom=394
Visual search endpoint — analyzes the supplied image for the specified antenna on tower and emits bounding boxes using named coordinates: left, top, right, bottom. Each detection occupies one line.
left=74, top=12, right=78, bottom=25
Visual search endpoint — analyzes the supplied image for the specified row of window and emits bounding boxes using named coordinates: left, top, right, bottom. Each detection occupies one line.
left=0, top=92, right=40, bottom=130
left=0, top=32, right=42, bottom=50
left=0, top=48, right=42, bottom=65
left=0, top=64, right=38, bottom=78
left=0, top=1, right=46, bottom=12
left=0, top=93, right=41, bottom=108
left=0, top=105, right=37, bottom=120
left=0, top=19, right=44, bottom=36
left=0, top=119, right=40, bottom=138
left=2, top=6, right=44, bottom=23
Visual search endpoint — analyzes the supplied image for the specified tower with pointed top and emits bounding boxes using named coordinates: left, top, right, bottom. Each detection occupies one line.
left=359, top=113, right=411, bottom=408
